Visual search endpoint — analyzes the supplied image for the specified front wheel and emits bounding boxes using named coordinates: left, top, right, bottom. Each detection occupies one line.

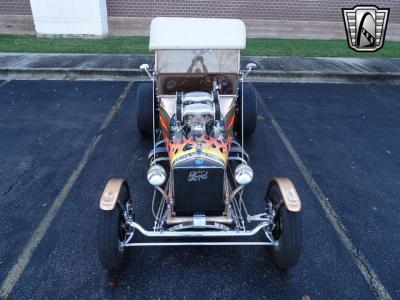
left=267, top=182, right=302, bottom=270
left=98, top=186, right=129, bottom=271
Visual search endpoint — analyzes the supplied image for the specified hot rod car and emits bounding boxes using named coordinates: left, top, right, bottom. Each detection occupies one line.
left=98, top=17, right=302, bottom=271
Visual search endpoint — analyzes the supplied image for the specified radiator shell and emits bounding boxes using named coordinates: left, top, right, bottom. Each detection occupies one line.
left=173, top=158, right=225, bottom=216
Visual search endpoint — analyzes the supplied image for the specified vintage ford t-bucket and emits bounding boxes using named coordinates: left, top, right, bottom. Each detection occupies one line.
left=97, top=17, right=302, bottom=271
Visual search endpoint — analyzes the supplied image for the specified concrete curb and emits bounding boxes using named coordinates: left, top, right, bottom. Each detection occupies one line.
left=1, top=67, right=399, bottom=84
left=1, top=54, right=399, bottom=84
left=249, top=70, right=400, bottom=84
left=0, top=68, right=146, bottom=81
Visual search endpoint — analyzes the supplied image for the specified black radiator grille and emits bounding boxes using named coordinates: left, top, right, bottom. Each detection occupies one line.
left=173, top=166, right=225, bottom=216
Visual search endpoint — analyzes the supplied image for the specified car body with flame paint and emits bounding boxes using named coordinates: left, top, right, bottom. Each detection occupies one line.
left=97, top=17, right=302, bottom=271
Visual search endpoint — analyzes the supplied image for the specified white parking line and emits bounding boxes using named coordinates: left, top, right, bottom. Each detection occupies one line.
left=255, top=87, right=392, bottom=300
left=0, top=81, right=134, bottom=299
left=0, top=80, right=10, bottom=88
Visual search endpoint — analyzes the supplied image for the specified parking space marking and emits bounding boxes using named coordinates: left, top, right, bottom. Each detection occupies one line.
left=0, top=81, right=134, bottom=299
left=0, top=80, right=10, bottom=88
left=254, top=87, right=392, bottom=300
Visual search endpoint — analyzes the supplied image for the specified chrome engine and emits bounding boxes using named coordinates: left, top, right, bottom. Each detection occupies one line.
left=156, top=90, right=233, bottom=216
left=167, top=91, right=226, bottom=141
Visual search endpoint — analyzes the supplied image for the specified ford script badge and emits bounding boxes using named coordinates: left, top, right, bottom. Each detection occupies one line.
left=188, top=170, right=208, bottom=182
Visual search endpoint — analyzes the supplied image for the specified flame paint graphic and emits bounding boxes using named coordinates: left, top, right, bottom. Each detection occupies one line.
left=166, top=135, right=232, bottom=166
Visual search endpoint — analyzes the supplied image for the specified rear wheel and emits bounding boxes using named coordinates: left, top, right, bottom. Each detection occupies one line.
left=237, top=82, right=257, bottom=137
left=267, top=183, right=302, bottom=270
left=137, top=82, right=157, bottom=137
left=98, top=186, right=129, bottom=271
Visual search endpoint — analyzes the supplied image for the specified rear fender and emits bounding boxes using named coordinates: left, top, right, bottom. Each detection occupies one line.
left=99, top=178, right=130, bottom=211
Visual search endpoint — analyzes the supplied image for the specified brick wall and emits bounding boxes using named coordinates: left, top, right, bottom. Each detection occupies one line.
left=1, top=0, right=399, bottom=24
left=0, top=0, right=31, bottom=15
left=106, top=0, right=400, bottom=23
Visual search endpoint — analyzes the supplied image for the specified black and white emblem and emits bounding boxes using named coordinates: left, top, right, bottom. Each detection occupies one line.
left=342, top=5, right=390, bottom=52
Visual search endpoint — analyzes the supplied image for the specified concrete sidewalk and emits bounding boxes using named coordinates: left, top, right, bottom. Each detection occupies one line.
left=0, top=53, right=399, bottom=84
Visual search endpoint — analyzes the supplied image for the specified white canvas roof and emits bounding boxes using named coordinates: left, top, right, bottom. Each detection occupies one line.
left=149, top=17, right=246, bottom=50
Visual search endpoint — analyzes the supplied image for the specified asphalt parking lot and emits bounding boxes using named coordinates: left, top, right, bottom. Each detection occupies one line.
left=0, top=80, right=399, bottom=299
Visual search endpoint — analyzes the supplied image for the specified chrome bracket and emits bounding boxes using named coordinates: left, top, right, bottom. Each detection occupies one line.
left=193, top=214, right=206, bottom=227
left=264, top=229, right=279, bottom=248
left=247, top=213, right=274, bottom=223
left=167, top=221, right=230, bottom=232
